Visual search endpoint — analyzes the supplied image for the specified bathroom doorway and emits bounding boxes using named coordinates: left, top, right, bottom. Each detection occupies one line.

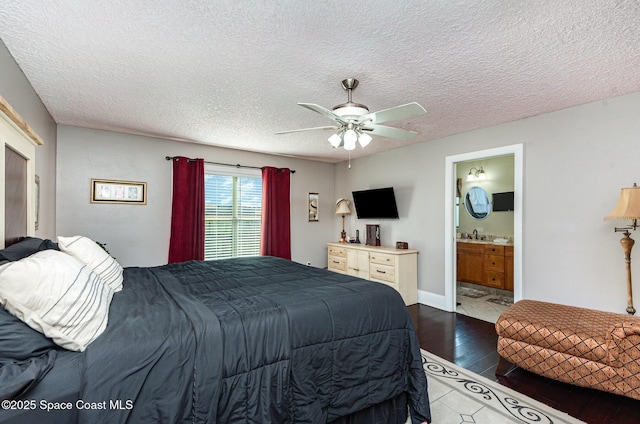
left=444, top=144, right=523, bottom=322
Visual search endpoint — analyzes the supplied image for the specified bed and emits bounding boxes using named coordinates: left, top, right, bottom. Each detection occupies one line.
left=0, top=237, right=431, bottom=423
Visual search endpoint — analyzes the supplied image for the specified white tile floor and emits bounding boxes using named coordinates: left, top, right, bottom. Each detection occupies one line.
left=455, top=285, right=513, bottom=323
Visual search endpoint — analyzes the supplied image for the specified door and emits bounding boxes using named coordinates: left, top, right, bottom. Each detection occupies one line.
left=4, top=146, right=27, bottom=246
left=444, top=144, right=523, bottom=312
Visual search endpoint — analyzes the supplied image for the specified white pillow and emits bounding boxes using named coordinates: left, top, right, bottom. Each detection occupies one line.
left=0, top=250, right=114, bottom=352
left=58, top=235, right=123, bottom=292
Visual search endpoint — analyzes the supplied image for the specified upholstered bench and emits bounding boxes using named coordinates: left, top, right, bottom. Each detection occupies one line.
left=495, top=299, right=640, bottom=400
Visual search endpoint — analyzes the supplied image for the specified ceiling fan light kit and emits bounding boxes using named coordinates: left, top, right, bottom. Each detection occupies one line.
left=276, top=78, right=426, bottom=152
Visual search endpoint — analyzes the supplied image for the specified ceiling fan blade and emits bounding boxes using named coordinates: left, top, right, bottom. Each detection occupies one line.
left=362, top=124, right=419, bottom=141
left=275, top=125, right=338, bottom=135
left=358, top=102, right=426, bottom=125
left=298, top=103, right=348, bottom=125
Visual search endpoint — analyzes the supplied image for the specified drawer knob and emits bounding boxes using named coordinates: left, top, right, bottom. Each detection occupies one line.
left=377, top=270, right=386, bottom=274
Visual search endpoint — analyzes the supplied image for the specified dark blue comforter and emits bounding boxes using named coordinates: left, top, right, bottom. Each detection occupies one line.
left=8, top=257, right=431, bottom=423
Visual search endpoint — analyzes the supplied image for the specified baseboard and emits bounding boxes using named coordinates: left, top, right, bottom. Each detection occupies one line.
left=417, top=289, right=449, bottom=311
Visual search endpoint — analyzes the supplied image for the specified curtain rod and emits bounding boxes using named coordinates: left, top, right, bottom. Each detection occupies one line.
left=165, top=156, right=295, bottom=173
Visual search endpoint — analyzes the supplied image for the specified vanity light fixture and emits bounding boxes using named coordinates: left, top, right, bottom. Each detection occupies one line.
left=466, top=167, right=486, bottom=182
left=605, top=183, right=640, bottom=315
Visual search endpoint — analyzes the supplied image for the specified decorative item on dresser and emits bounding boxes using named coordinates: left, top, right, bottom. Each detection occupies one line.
left=605, top=183, right=640, bottom=315
left=335, top=198, right=351, bottom=243
left=366, top=224, right=380, bottom=246
left=327, top=242, right=418, bottom=305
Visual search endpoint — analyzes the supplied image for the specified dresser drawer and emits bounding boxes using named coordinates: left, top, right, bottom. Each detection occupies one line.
left=484, top=271, right=504, bottom=289
left=485, top=255, right=505, bottom=272
left=370, top=263, right=396, bottom=283
left=328, top=245, right=346, bottom=257
left=328, top=255, right=346, bottom=272
left=370, top=252, right=396, bottom=267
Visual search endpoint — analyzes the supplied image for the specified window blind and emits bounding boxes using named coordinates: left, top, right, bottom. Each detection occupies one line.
left=204, top=167, right=262, bottom=260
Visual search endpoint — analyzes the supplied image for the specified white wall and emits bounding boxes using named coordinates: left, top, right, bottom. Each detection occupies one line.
left=335, top=91, right=640, bottom=314
left=56, top=125, right=336, bottom=267
left=0, top=39, right=57, bottom=239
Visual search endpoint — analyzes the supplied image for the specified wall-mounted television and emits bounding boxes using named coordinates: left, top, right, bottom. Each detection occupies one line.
left=352, top=187, right=399, bottom=219
left=492, top=191, right=514, bottom=212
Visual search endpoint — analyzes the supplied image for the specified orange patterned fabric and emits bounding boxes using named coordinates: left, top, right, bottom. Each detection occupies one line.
left=496, top=300, right=640, bottom=400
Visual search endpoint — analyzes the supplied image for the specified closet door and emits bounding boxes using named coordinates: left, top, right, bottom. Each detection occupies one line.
left=5, top=146, right=27, bottom=247
left=0, top=96, right=43, bottom=248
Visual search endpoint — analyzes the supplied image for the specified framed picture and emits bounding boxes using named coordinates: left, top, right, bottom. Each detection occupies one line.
left=308, top=193, right=319, bottom=222
left=91, top=179, right=147, bottom=205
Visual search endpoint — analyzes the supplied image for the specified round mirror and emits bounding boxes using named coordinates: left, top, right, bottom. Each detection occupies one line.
left=464, top=186, right=491, bottom=220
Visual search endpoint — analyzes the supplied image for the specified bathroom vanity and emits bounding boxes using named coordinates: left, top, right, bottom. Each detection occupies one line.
left=456, top=240, right=513, bottom=290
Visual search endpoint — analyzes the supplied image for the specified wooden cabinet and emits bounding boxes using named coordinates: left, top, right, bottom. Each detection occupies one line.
left=327, top=244, right=347, bottom=273
left=456, top=242, right=514, bottom=290
left=484, top=244, right=505, bottom=289
left=456, top=243, right=484, bottom=285
left=504, top=246, right=514, bottom=291
left=327, top=242, right=418, bottom=305
left=346, top=249, right=369, bottom=279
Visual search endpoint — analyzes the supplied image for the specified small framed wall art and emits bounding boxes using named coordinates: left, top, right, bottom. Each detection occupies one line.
left=91, top=179, right=147, bottom=205
left=308, top=193, right=319, bottom=222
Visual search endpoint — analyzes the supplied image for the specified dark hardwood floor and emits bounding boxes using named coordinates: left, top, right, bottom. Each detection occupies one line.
left=408, top=303, right=640, bottom=424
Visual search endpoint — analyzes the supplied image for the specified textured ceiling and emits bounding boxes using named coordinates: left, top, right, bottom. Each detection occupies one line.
left=1, top=1, right=639, bottom=163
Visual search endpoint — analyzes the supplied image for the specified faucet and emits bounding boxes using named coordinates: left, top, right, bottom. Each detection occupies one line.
left=473, top=229, right=478, bottom=240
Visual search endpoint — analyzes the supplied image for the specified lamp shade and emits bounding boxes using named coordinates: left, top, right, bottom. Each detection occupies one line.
left=328, top=133, right=342, bottom=148
left=358, top=132, right=372, bottom=148
left=605, top=186, right=640, bottom=221
left=343, top=129, right=357, bottom=150
left=335, top=198, right=351, bottom=215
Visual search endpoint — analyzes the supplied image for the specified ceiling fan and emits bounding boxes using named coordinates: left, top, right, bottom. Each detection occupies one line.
left=276, top=78, right=427, bottom=150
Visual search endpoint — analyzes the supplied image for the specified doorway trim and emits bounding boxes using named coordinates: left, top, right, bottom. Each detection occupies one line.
left=444, top=144, right=523, bottom=312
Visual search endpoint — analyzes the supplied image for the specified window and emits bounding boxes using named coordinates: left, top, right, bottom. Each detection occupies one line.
left=204, top=165, right=262, bottom=260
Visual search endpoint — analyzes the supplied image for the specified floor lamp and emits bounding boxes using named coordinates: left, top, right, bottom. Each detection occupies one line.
left=605, top=183, right=640, bottom=315
left=335, top=198, right=351, bottom=243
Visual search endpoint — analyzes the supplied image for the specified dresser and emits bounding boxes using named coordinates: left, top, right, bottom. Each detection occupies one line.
left=327, top=242, right=418, bottom=305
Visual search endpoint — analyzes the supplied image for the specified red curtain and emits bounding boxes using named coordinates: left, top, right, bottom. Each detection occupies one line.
left=168, top=157, right=204, bottom=263
left=260, top=167, right=291, bottom=259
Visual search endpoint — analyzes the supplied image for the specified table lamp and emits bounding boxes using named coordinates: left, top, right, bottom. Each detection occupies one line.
left=335, top=198, right=351, bottom=243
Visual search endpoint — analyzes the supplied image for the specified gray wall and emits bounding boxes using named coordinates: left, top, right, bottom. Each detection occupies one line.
left=0, top=39, right=57, bottom=238
left=335, top=91, right=640, bottom=314
left=5, top=35, right=640, bottom=314
left=56, top=125, right=336, bottom=267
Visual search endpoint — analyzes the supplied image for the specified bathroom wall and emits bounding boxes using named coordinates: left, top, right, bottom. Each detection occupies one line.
left=457, top=155, right=514, bottom=239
